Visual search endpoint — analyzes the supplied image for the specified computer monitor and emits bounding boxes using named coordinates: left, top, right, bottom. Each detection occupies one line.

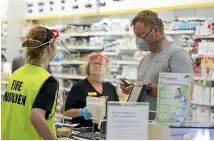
left=127, top=84, right=147, bottom=102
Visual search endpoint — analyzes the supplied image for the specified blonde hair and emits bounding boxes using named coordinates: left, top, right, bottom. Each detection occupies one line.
left=130, top=10, right=164, bottom=34
left=22, top=26, right=52, bottom=63
left=84, top=52, right=110, bottom=76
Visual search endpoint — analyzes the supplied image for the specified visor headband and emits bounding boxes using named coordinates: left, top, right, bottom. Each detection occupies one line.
left=89, top=54, right=109, bottom=63
left=44, top=28, right=54, bottom=43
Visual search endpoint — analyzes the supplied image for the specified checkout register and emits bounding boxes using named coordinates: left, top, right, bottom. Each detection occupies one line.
left=67, top=84, right=148, bottom=140
left=56, top=84, right=214, bottom=140
left=57, top=84, right=148, bottom=140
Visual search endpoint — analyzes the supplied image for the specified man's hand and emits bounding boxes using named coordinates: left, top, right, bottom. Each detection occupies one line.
left=136, top=80, right=147, bottom=85
left=119, top=82, right=133, bottom=95
left=136, top=80, right=158, bottom=97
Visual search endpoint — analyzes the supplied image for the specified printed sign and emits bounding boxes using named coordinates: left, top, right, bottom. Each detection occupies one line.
left=154, top=73, right=192, bottom=126
left=107, top=102, right=149, bottom=140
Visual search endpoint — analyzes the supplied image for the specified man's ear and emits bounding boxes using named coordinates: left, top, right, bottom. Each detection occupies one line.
left=153, top=25, right=160, bottom=33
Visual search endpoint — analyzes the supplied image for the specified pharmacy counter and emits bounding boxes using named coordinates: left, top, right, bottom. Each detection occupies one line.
left=57, top=123, right=214, bottom=140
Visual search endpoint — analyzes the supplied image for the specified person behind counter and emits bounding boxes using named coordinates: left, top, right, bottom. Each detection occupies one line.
left=64, top=53, right=119, bottom=128
left=1, top=26, right=61, bottom=140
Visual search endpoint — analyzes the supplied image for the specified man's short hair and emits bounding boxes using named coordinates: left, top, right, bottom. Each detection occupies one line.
left=130, top=10, right=164, bottom=34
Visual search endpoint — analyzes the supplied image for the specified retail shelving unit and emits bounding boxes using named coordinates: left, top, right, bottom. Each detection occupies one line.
left=67, top=46, right=103, bottom=51
left=53, top=74, right=87, bottom=80
left=193, top=34, right=214, bottom=40
left=50, top=61, right=87, bottom=66
left=60, top=30, right=195, bottom=37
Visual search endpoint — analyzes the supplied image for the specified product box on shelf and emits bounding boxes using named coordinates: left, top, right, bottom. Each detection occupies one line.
left=1, top=2, right=8, bottom=21
left=57, top=0, right=96, bottom=15
left=195, top=106, right=210, bottom=122
left=188, top=106, right=197, bottom=122
left=25, top=0, right=97, bottom=18
left=25, top=0, right=44, bottom=18
left=198, top=42, right=214, bottom=56
left=192, top=83, right=211, bottom=106
left=211, top=88, right=214, bottom=106
left=121, top=66, right=138, bottom=80
left=195, top=17, right=214, bottom=36
left=211, top=113, right=214, bottom=123
left=194, top=58, right=201, bottom=76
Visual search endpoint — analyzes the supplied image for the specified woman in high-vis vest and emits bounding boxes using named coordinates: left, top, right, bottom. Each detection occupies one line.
left=1, top=26, right=61, bottom=140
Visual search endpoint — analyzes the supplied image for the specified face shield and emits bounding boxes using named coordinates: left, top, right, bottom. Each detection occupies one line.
left=52, top=30, right=71, bottom=56
left=23, top=29, right=71, bottom=58
left=88, top=53, right=110, bottom=82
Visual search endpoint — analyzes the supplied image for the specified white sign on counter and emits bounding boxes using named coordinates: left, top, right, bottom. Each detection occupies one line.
left=106, top=102, right=149, bottom=140
left=86, top=96, right=107, bottom=122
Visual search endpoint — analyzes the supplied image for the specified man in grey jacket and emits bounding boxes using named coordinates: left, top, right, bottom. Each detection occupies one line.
left=120, top=10, right=193, bottom=120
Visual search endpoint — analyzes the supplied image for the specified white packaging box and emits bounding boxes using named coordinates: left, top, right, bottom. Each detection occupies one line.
left=196, top=107, right=209, bottom=122
left=38, top=0, right=55, bottom=17
left=49, top=0, right=63, bottom=16
left=211, top=88, right=214, bottom=106
left=210, top=113, right=214, bottom=123
left=26, top=0, right=59, bottom=18
left=25, top=0, right=40, bottom=18
left=192, top=84, right=201, bottom=104
left=192, top=84, right=211, bottom=106
left=198, top=42, right=214, bottom=56
left=122, top=66, right=137, bottom=80
left=81, top=0, right=97, bottom=13
left=1, top=3, right=8, bottom=21
left=36, top=0, right=47, bottom=17
left=203, top=87, right=210, bottom=106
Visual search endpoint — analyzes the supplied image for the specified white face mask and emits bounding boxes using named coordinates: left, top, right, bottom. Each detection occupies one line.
left=136, top=37, right=150, bottom=51
left=136, top=34, right=166, bottom=51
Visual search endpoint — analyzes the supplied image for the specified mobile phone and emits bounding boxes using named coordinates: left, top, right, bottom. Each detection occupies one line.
left=120, top=79, right=131, bottom=86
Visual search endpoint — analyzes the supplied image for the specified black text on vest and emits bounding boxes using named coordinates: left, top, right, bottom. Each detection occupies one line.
left=11, top=80, right=23, bottom=91
left=3, top=92, right=26, bottom=106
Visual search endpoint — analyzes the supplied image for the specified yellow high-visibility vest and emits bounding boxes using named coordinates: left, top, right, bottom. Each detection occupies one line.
left=1, top=64, right=58, bottom=140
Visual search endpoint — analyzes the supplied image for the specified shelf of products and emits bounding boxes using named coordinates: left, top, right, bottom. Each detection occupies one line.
left=112, top=60, right=139, bottom=66
left=191, top=101, right=213, bottom=106
left=47, top=17, right=214, bottom=80
left=59, top=87, right=71, bottom=92
left=116, top=75, right=137, bottom=80
left=165, top=30, right=195, bottom=35
left=50, top=61, right=87, bottom=66
left=1, top=22, right=7, bottom=51
left=61, top=30, right=195, bottom=37
left=53, top=74, right=87, bottom=80
left=193, top=35, right=214, bottom=39
left=61, top=31, right=133, bottom=37
left=1, top=81, right=8, bottom=85
left=67, top=46, right=103, bottom=51
left=101, top=51, right=118, bottom=56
